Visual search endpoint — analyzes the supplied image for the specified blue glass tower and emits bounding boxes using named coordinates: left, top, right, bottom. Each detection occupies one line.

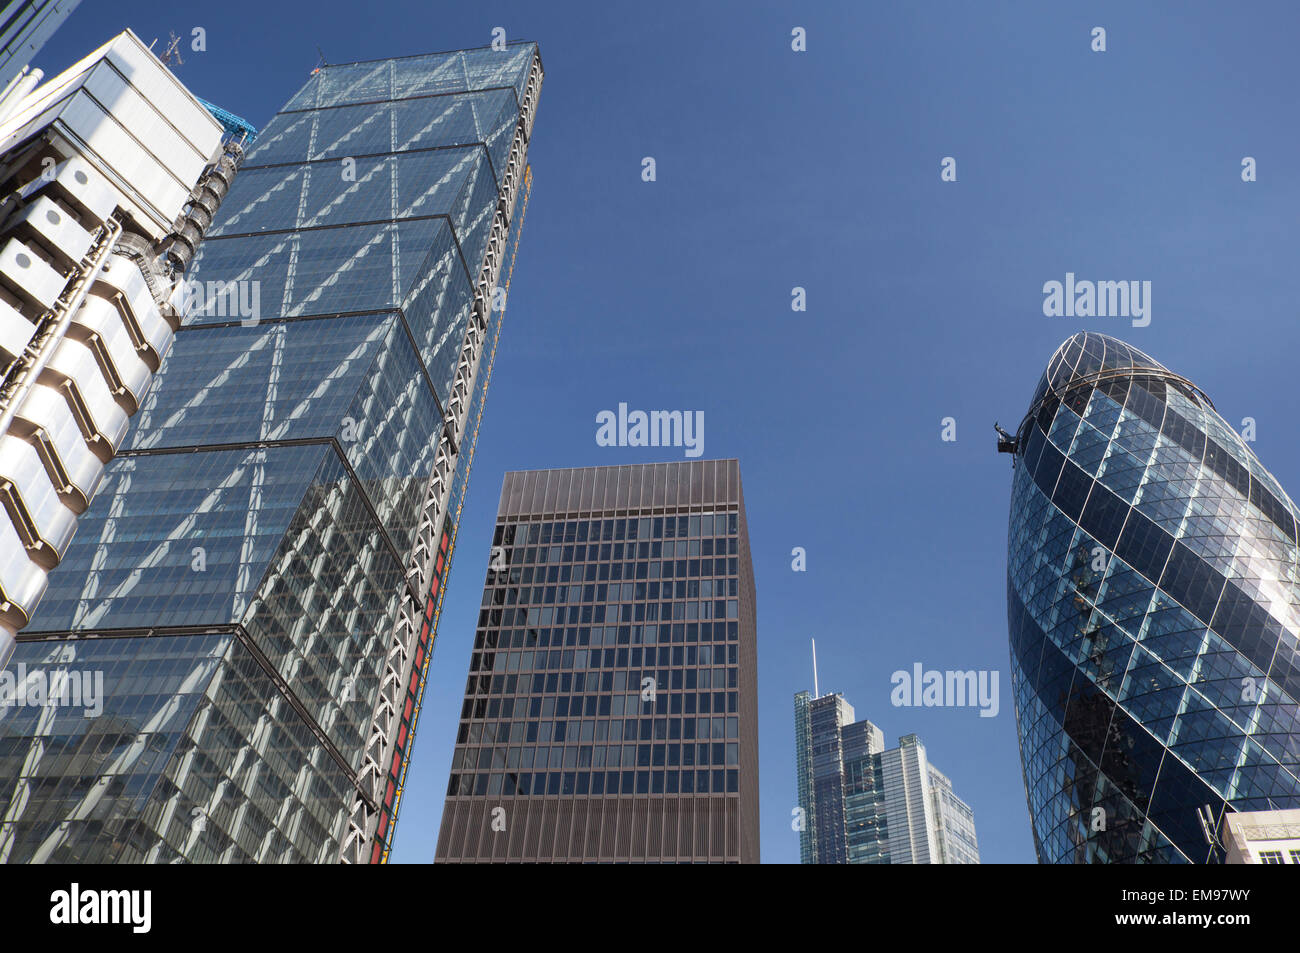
left=0, top=43, right=542, bottom=863
left=794, top=691, right=979, bottom=864
left=1002, top=332, right=1300, bottom=863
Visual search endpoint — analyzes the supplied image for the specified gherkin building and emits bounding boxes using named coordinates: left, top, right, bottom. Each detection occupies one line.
left=1001, top=332, right=1300, bottom=863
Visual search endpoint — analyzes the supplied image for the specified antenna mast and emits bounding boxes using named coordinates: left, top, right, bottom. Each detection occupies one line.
left=160, top=31, right=184, bottom=67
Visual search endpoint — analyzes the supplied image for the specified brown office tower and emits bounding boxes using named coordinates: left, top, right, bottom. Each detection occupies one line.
left=435, top=460, right=759, bottom=862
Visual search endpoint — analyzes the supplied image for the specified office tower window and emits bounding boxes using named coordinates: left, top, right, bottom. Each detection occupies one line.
left=437, top=460, right=759, bottom=863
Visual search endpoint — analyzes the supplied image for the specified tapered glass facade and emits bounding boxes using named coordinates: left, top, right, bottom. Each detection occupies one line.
left=1004, top=332, right=1300, bottom=863
left=436, top=461, right=760, bottom=863
left=0, top=43, right=542, bottom=863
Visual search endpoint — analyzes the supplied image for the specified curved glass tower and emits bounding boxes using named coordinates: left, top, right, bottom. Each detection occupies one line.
left=1002, top=332, right=1300, bottom=863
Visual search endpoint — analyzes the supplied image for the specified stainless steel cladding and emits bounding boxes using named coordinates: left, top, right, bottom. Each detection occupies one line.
left=0, top=30, right=231, bottom=664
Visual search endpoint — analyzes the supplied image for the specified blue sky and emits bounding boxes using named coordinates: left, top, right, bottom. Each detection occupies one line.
left=39, top=1, right=1300, bottom=863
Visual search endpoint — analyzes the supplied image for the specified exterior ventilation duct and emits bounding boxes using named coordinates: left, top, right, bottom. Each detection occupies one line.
left=0, top=30, right=239, bottom=669
left=165, top=138, right=244, bottom=273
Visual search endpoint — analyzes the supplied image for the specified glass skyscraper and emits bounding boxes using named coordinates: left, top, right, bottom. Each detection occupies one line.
left=435, top=461, right=760, bottom=863
left=794, top=690, right=978, bottom=864
left=0, top=42, right=542, bottom=864
left=1002, top=331, right=1300, bottom=863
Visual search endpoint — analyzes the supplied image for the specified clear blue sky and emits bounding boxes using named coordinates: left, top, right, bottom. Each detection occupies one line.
left=39, top=1, right=1300, bottom=863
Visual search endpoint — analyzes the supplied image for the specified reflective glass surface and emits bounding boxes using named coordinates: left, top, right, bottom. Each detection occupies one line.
left=282, top=46, right=535, bottom=111
left=0, top=45, right=536, bottom=863
left=1006, top=332, right=1300, bottom=863
left=0, top=634, right=355, bottom=862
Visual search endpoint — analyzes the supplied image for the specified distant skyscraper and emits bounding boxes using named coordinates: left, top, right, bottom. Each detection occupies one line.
left=0, top=41, right=542, bottom=864
left=1000, top=332, right=1300, bottom=863
left=794, top=689, right=978, bottom=863
left=0, top=0, right=79, bottom=92
left=436, top=460, right=760, bottom=863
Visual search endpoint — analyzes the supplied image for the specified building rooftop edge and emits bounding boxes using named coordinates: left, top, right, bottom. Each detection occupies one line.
left=501, top=459, right=742, bottom=478
left=317, top=39, right=539, bottom=70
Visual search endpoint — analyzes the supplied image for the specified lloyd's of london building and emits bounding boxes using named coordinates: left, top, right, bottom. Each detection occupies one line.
left=1001, top=332, right=1300, bottom=863
left=0, top=41, right=542, bottom=863
left=0, top=30, right=239, bottom=670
